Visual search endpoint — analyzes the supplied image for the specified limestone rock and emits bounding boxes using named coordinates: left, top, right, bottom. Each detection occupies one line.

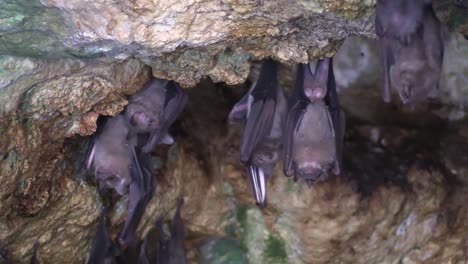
left=0, top=56, right=150, bottom=263
left=0, top=0, right=376, bottom=86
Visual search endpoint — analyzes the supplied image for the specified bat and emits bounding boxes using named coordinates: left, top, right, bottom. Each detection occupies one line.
left=85, top=114, right=135, bottom=195
left=283, top=58, right=345, bottom=186
left=0, top=246, right=13, bottom=264
left=137, top=235, right=150, bottom=264
left=124, top=78, right=188, bottom=153
left=0, top=241, right=41, bottom=264
left=228, top=59, right=287, bottom=208
left=454, top=0, right=468, bottom=8
left=30, top=241, right=39, bottom=264
left=389, top=12, right=444, bottom=103
left=118, top=150, right=155, bottom=248
left=376, top=0, right=445, bottom=103
left=156, top=197, right=187, bottom=264
left=87, top=208, right=117, bottom=264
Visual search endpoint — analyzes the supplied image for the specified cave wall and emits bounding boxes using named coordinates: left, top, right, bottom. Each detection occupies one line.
left=0, top=0, right=467, bottom=263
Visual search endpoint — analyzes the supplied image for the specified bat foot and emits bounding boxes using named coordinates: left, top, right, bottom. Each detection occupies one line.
left=256, top=200, right=268, bottom=209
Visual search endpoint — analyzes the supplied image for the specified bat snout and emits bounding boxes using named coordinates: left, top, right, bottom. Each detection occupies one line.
left=297, top=161, right=330, bottom=183
left=304, top=87, right=325, bottom=101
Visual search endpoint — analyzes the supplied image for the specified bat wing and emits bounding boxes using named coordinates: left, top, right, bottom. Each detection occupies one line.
left=0, top=247, right=13, bottom=264
left=422, top=8, right=444, bottom=71
left=156, top=217, right=171, bottom=264
left=247, top=165, right=267, bottom=207
left=283, top=99, right=307, bottom=177
left=87, top=208, right=114, bottom=264
left=142, top=81, right=187, bottom=153
left=137, top=236, right=150, bottom=264
left=379, top=37, right=397, bottom=103
left=82, top=116, right=108, bottom=178
left=239, top=97, right=276, bottom=163
left=324, top=59, right=345, bottom=175
left=30, top=241, right=40, bottom=264
left=118, top=148, right=155, bottom=248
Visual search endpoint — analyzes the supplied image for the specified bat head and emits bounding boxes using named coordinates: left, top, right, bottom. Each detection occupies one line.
left=96, top=169, right=131, bottom=195
left=296, top=161, right=331, bottom=184
left=390, top=58, right=438, bottom=104
left=304, top=80, right=327, bottom=101
left=125, top=104, right=161, bottom=133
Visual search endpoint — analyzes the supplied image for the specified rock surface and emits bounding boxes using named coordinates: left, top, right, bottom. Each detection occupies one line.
left=0, top=56, right=150, bottom=262
left=0, top=1, right=467, bottom=263
left=0, top=0, right=376, bottom=86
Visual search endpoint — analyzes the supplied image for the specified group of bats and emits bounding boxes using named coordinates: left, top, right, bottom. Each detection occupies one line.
left=231, top=0, right=447, bottom=207
left=83, top=78, right=188, bottom=263
left=0, top=0, right=448, bottom=263
left=86, top=197, right=187, bottom=264
left=229, top=57, right=345, bottom=208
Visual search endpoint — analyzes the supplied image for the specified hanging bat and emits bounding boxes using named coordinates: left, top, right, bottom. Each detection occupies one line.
left=0, top=241, right=41, bottom=264
left=376, top=0, right=445, bottom=103
left=84, top=114, right=136, bottom=195
left=454, top=0, right=468, bottom=8
left=87, top=208, right=117, bottom=264
left=124, top=78, right=188, bottom=153
left=389, top=10, right=444, bottom=103
left=228, top=59, right=287, bottom=208
left=0, top=246, right=13, bottom=264
left=156, top=197, right=187, bottom=264
left=30, top=241, right=40, bottom=264
left=283, top=58, right=345, bottom=186
left=137, top=235, right=150, bottom=264
left=118, top=150, right=155, bottom=248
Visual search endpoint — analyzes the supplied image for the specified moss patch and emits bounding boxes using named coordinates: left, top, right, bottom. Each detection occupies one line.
left=264, top=235, right=288, bottom=263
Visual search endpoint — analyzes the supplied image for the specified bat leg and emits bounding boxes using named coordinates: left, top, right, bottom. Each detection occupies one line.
left=118, top=149, right=155, bottom=248
left=228, top=92, right=249, bottom=124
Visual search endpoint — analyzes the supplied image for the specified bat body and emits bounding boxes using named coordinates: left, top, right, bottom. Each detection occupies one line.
left=87, top=209, right=117, bottom=264
left=229, top=59, right=287, bottom=207
left=118, top=150, right=155, bottom=248
left=125, top=78, right=187, bottom=153
left=376, top=0, right=445, bottom=103
left=85, top=114, right=135, bottom=195
left=283, top=59, right=345, bottom=186
left=156, top=197, right=187, bottom=264
left=85, top=116, right=156, bottom=249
